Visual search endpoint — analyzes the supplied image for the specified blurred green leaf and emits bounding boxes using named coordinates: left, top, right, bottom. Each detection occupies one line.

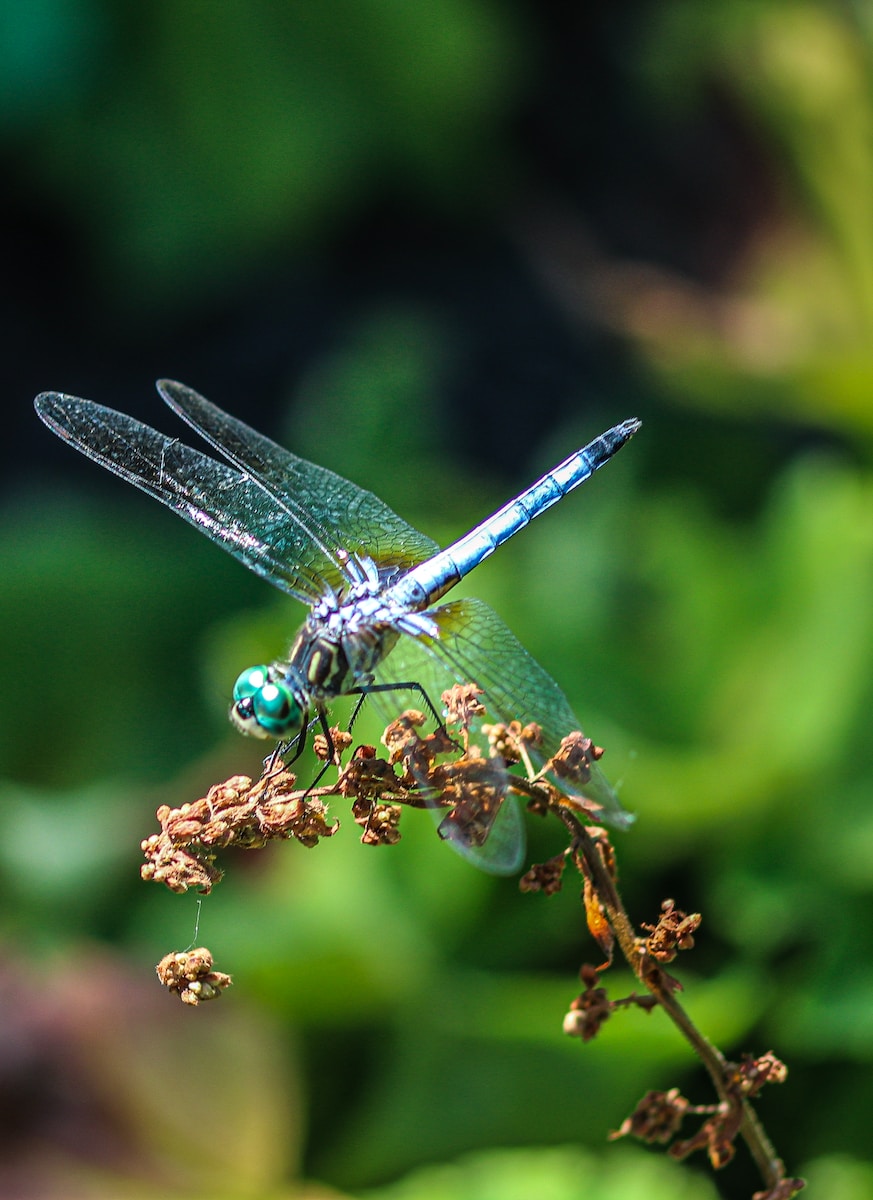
left=801, top=1155, right=873, bottom=1199
left=623, top=2, right=873, bottom=433
left=359, top=1145, right=719, bottom=1200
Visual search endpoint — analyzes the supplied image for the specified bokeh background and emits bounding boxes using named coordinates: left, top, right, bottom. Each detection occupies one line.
left=3, top=2, right=873, bottom=1198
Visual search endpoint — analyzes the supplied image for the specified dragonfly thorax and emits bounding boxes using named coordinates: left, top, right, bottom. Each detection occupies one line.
left=230, top=587, right=405, bottom=740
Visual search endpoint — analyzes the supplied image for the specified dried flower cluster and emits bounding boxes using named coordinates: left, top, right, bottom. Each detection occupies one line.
left=608, top=1053, right=802, bottom=1200
left=141, top=761, right=339, bottom=894
left=155, top=947, right=232, bottom=1005
left=643, top=898, right=702, bottom=962
left=139, top=682, right=803, bottom=1196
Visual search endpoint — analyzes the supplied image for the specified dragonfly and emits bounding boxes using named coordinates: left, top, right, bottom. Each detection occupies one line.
left=35, top=380, right=640, bottom=873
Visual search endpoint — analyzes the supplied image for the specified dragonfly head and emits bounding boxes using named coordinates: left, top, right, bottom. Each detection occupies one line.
left=230, top=665, right=304, bottom=739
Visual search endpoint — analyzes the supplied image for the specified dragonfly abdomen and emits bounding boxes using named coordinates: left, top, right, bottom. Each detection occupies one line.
left=389, top=417, right=641, bottom=607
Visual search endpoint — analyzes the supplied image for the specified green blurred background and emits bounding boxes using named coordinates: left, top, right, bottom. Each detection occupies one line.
left=4, top=2, right=873, bottom=1197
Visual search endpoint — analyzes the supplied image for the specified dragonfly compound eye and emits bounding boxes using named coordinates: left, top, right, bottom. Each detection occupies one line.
left=232, top=665, right=270, bottom=702
left=231, top=667, right=303, bottom=738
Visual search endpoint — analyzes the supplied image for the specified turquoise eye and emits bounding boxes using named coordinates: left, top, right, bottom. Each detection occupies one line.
left=230, top=666, right=303, bottom=738
left=252, top=681, right=302, bottom=735
left=233, top=666, right=270, bottom=702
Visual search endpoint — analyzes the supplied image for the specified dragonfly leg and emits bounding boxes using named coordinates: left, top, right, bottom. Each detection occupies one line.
left=353, top=679, right=462, bottom=753
left=263, top=743, right=284, bottom=774
left=262, top=718, right=311, bottom=774
left=354, top=679, right=445, bottom=729
left=294, top=683, right=456, bottom=801
left=346, top=692, right=368, bottom=734
left=300, top=710, right=338, bottom=796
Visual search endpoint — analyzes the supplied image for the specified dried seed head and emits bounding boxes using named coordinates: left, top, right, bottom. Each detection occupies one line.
left=156, top=947, right=232, bottom=1005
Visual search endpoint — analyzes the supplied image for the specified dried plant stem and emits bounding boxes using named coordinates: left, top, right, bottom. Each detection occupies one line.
left=558, top=809, right=787, bottom=1193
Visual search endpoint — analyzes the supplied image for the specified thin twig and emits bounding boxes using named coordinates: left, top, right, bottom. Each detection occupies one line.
left=557, top=808, right=789, bottom=1192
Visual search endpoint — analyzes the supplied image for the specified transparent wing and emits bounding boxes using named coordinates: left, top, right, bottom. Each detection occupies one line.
left=157, top=381, right=439, bottom=591
left=390, top=597, right=634, bottom=830
left=445, top=786, right=526, bottom=876
left=35, top=384, right=440, bottom=604
left=36, top=391, right=328, bottom=603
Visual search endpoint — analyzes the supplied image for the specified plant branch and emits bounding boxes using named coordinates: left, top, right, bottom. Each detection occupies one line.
left=556, top=808, right=798, bottom=1196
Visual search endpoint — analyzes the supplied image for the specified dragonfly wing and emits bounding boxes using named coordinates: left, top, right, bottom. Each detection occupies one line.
left=158, top=381, right=439, bottom=589
left=442, top=784, right=526, bottom=876
left=415, top=597, right=633, bottom=829
left=370, top=633, right=526, bottom=875
left=35, top=392, right=326, bottom=604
